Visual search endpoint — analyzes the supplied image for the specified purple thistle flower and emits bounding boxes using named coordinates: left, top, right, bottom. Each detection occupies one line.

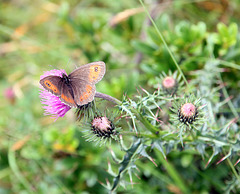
left=4, top=87, right=15, bottom=105
left=39, top=69, right=71, bottom=120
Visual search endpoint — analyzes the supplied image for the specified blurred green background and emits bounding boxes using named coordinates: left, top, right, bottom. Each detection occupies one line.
left=1, top=0, right=240, bottom=193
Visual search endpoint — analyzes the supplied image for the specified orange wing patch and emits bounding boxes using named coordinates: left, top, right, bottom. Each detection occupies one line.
left=61, top=94, right=75, bottom=104
left=88, top=65, right=101, bottom=82
left=79, top=85, right=93, bottom=102
left=44, top=80, right=59, bottom=93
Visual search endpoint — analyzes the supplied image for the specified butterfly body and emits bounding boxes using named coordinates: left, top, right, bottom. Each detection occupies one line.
left=40, top=61, right=105, bottom=108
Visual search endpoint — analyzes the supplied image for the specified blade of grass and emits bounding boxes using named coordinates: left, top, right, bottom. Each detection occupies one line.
left=218, top=59, right=240, bottom=70
left=139, top=0, right=189, bottom=87
left=155, top=149, right=190, bottom=193
left=136, top=160, right=172, bottom=185
left=8, top=149, right=34, bottom=194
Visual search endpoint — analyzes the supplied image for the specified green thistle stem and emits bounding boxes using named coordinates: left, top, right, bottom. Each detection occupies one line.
left=95, top=92, right=122, bottom=105
left=224, top=151, right=240, bottom=182
left=131, top=108, right=160, bottom=135
left=121, top=131, right=158, bottom=138
left=189, top=127, right=197, bottom=141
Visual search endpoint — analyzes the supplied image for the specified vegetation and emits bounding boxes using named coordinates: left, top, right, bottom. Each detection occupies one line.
left=1, top=0, right=240, bottom=193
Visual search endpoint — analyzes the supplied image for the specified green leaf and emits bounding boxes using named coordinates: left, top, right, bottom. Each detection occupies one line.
left=132, top=40, right=156, bottom=55
left=153, top=140, right=166, bottom=159
left=147, top=28, right=162, bottom=45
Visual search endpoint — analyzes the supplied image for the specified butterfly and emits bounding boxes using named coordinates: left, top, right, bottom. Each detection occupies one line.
left=40, top=61, right=105, bottom=108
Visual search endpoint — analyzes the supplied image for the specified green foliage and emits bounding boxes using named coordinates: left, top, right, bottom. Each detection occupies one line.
left=0, top=0, right=240, bottom=193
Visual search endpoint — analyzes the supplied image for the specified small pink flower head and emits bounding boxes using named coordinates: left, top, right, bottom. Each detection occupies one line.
left=39, top=69, right=71, bottom=120
left=91, top=116, right=115, bottom=138
left=152, top=71, right=182, bottom=95
left=162, top=76, right=178, bottom=95
left=81, top=113, right=119, bottom=146
left=162, top=76, right=176, bottom=88
left=178, top=103, right=198, bottom=125
left=171, top=94, right=205, bottom=129
left=170, top=94, right=205, bottom=146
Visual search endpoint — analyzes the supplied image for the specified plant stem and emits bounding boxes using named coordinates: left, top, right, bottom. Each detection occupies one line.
left=95, top=92, right=121, bottom=105
left=131, top=108, right=160, bottom=135
left=189, top=127, right=197, bottom=141
left=224, top=150, right=240, bottom=183
left=121, top=131, right=157, bottom=138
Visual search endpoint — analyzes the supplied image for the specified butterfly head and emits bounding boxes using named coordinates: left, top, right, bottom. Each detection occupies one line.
left=61, top=73, right=71, bottom=85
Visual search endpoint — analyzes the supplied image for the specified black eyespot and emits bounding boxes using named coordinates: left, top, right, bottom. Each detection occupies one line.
left=94, top=67, right=98, bottom=72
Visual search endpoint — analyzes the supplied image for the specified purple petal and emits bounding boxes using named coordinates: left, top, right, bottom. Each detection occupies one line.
left=40, top=69, right=67, bottom=79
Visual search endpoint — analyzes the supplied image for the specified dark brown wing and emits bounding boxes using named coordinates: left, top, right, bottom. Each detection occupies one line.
left=59, top=82, right=77, bottom=107
left=69, top=61, right=105, bottom=85
left=40, top=76, right=77, bottom=107
left=40, top=76, right=62, bottom=96
left=70, top=79, right=96, bottom=106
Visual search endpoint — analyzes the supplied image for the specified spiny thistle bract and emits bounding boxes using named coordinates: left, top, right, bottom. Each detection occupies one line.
left=75, top=101, right=96, bottom=121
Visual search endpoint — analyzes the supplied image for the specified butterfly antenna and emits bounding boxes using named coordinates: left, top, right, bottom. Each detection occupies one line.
left=65, top=58, right=72, bottom=70
left=48, top=64, right=60, bottom=70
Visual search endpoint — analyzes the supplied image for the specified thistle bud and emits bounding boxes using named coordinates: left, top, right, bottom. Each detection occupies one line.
left=162, top=76, right=178, bottom=95
left=178, top=103, right=198, bottom=125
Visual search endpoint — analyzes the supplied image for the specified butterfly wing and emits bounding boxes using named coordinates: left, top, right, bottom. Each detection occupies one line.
left=40, top=76, right=77, bottom=107
left=70, top=80, right=96, bottom=106
left=40, top=76, right=62, bottom=96
left=69, top=61, right=106, bottom=84
left=68, top=61, right=105, bottom=106
left=60, top=82, right=77, bottom=107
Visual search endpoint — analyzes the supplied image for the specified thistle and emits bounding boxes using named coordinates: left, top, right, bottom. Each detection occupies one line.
left=153, top=71, right=183, bottom=96
left=81, top=112, right=120, bottom=146
left=171, top=94, right=205, bottom=129
left=170, top=94, right=205, bottom=145
left=178, top=102, right=199, bottom=125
